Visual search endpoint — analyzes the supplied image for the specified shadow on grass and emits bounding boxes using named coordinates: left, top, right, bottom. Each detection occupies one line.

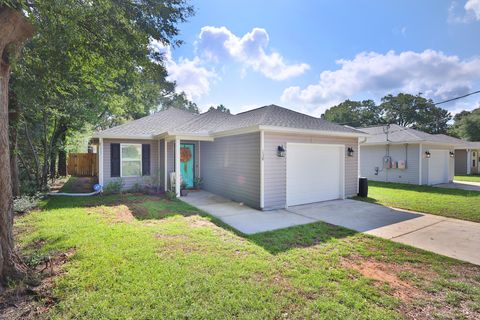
left=43, top=193, right=359, bottom=255
left=247, top=221, right=357, bottom=255
left=369, top=181, right=480, bottom=197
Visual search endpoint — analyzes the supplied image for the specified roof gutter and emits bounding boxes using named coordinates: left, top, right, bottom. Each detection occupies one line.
left=257, top=125, right=370, bottom=138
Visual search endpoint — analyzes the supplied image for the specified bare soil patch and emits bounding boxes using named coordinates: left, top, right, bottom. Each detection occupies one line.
left=88, top=205, right=135, bottom=223
left=0, top=248, right=75, bottom=320
left=341, top=255, right=480, bottom=319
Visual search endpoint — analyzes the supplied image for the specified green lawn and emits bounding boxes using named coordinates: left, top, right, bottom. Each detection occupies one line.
left=14, top=194, right=480, bottom=319
left=355, top=181, right=480, bottom=223
left=455, top=175, right=480, bottom=183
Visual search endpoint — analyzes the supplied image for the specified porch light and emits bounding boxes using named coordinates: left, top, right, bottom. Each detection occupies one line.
left=347, top=147, right=354, bottom=157
left=449, top=151, right=455, bottom=157
left=277, top=145, right=286, bottom=157
left=425, top=151, right=431, bottom=158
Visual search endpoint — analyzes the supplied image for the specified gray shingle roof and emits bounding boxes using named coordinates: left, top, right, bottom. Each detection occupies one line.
left=360, top=124, right=460, bottom=145
left=95, top=104, right=366, bottom=138
left=211, top=105, right=364, bottom=134
left=95, top=108, right=196, bottom=137
left=434, top=134, right=480, bottom=149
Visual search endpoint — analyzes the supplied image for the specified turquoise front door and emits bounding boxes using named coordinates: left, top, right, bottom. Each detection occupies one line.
left=180, top=143, right=195, bottom=188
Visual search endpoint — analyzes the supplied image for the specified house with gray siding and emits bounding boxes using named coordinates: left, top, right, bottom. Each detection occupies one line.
left=92, top=105, right=367, bottom=210
left=359, top=124, right=458, bottom=185
left=433, top=134, right=480, bottom=175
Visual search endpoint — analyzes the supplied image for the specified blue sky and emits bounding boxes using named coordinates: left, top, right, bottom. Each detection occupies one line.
left=158, top=0, right=480, bottom=115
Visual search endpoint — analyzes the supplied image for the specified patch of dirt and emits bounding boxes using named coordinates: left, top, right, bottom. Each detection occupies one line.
left=0, top=248, right=76, bottom=320
left=88, top=205, right=135, bottom=223
left=342, top=258, right=426, bottom=302
left=341, top=255, right=480, bottom=320
left=186, top=216, right=214, bottom=228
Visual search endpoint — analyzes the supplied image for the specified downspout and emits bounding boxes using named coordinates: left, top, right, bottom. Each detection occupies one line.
left=260, top=130, right=265, bottom=209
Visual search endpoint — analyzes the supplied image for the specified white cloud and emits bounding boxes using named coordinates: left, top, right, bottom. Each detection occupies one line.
left=465, top=0, right=480, bottom=19
left=281, top=50, right=480, bottom=115
left=196, top=26, right=310, bottom=80
left=448, top=0, right=480, bottom=23
left=150, top=40, right=217, bottom=100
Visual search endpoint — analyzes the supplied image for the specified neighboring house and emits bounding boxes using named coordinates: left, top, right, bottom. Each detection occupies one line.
left=358, top=124, right=456, bottom=185
left=455, top=143, right=480, bottom=175
left=92, top=105, right=367, bottom=210
left=434, top=134, right=480, bottom=175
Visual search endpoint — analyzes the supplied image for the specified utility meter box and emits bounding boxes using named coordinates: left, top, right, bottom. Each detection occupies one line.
left=398, top=160, right=406, bottom=169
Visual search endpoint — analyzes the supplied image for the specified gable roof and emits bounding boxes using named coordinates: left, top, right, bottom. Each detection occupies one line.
left=433, top=134, right=480, bottom=149
left=360, top=124, right=457, bottom=146
left=94, top=104, right=366, bottom=139
left=95, top=107, right=196, bottom=138
left=210, top=104, right=362, bottom=134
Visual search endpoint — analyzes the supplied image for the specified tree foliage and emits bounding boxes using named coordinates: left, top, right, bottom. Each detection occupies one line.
left=9, top=0, right=195, bottom=192
left=208, top=104, right=230, bottom=114
left=449, top=107, right=480, bottom=141
left=322, top=93, right=452, bottom=134
left=159, top=91, right=199, bottom=114
left=322, top=100, right=382, bottom=127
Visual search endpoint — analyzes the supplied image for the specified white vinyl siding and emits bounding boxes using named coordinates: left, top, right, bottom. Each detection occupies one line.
left=200, top=132, right=261, bottom=209
left=360, top=144, right=420, bottom=185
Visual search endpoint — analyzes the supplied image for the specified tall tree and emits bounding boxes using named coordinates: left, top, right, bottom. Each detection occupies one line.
left=209, top=104, right=230, bottom=114
left=11, top=0, right=194, bottom=188
left=380, top=93, right=451, bottom=133
left=321, top=99, right=383, bottom=127
left=449, top=107, right=480, bottom=141
left=0, top=4, right=34, bottom=285
left=159, top=91, right=199, bottom=113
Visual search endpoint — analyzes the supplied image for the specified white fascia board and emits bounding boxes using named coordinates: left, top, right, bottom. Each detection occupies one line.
left=364, top=141, right=455, bottom=148
left=93, top=134, right=154, bottom=140
left=163, top=133, right=214, bottom=142
left=210, top=125, right=261, bottom=138
left=258, top=125, right=369, bottom=138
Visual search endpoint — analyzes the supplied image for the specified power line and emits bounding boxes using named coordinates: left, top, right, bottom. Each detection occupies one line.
left=433, top=90, right=480, bottom=105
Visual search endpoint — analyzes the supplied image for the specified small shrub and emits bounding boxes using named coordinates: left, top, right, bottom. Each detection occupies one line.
left=128, top=182, right=144, bottom=193
left=13, top=194, right=41, bottom=213
left=103, top=179, right=124, bottom=195
left=194, top=177, right=203, bottom=189
left=165, top=190, right=177, bottom=201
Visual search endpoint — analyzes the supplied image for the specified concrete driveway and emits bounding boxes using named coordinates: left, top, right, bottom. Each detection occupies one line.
left=182, top=191, right=480, bottom=265
left=434, top=180, right=480, bottom=192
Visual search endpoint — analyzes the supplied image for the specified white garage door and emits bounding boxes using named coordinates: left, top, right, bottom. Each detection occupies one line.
left=286, top=143, right=344, bottom=206
left=428, top=150, right=449, bottom=185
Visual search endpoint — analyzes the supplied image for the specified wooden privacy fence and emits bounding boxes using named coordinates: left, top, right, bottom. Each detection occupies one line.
left=67, top=153, right=98, bottom=177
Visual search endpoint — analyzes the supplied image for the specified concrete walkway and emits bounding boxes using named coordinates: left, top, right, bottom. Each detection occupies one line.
left=182, top=191, right=480, bottom=265
left=434, top=180, right=480, bottom=192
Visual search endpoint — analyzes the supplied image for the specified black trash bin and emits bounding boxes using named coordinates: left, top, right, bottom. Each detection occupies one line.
left=358, top=177, right=368, bottom=197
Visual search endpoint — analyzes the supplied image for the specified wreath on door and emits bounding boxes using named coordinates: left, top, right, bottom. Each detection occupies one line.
left=180, top=147, right=192, bottom=171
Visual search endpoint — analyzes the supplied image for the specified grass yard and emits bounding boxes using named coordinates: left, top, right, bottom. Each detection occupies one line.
left=7, top=194, right=480, bottom=319
left=455, top=175, right=480, bottom=183
left=355, top=181, right=480, bottom=223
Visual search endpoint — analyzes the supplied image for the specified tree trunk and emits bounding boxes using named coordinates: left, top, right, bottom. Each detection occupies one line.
left=58, top=131, right=67, bottom=176
left=0, top=6, right=34, bottom=286
left=9, top=90, right=20, bottom=197
left=49, top=149, right=57, bottom=180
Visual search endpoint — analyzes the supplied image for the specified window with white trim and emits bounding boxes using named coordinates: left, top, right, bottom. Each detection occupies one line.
left=121, top=144, right=142, bottom=177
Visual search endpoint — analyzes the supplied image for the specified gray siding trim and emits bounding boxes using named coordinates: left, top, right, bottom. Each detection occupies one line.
left=200, top=132, right=261, bottom=209
left=263, top=132, right=358, bottom=210
left=103, top=139, right=159, bottom=190
left=360, top=144, right=420, bottom=185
